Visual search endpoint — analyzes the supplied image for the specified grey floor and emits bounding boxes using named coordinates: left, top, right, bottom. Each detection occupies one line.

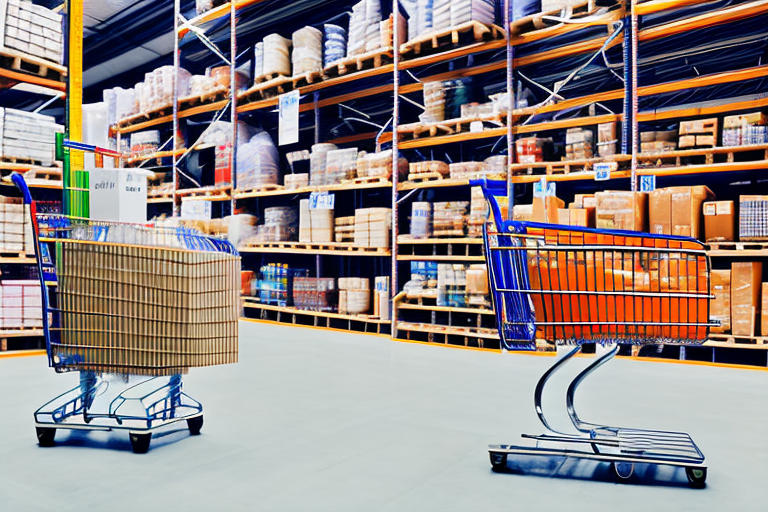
left=1, top=321, right=767, bottom=512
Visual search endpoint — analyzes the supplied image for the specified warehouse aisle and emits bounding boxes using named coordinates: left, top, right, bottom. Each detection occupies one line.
left=1, top=321, right=767, bottom=512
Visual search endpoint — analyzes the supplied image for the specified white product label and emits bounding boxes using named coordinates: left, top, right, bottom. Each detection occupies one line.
left=703, top=204, right=716, bottom=216
left=533, top=177, right=556, bottom=198
left=716, top=202, right=733, bottom=215
left=278, top=90, right=300, bottom=146
left=309, top=191, right=334, bottom=210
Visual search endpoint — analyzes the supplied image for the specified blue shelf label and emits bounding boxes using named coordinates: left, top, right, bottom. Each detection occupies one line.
left=309, top=191, right=335, bottom=210
left=640, top=175, right=656, bottom=192
left=533, top=177, right=556, bottom=198
left=594, top=162, right=617, bottom=181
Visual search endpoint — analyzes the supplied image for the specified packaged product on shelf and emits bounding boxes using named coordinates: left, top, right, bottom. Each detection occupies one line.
left=0, top=108, right=63, bottom=166
left=483, top=155, right=507, bottom=176
left=410, top=202, right=433, bottom=239
left=532, top=196, right=564, bottom=224
left=450, top=0, right=495, bottom=26
left=640, top=130, right=677, bottom=153
left=262, top=34, right=292, bottom=77
left=254, top=206, right=298, bottom=242
left=597, top=122, right=618, bottom=157
left=515, top=137, right=554, bottom=164
left=731, top=262, right=762, bottom=337
left=236, top=131, right=280, bottom=191
left=710, top=269, right=731, bottom=334
left=325, top=147, right=359, bottom=184
left=595, top=191, right=647, bottom=231
left=467, top=187, right=488, bottom=237
left=0, top=280, right=42, bottom=329
left=2, top=0, right=64, bottom=63
left=284, top=173, right=309, bottom=189
left=256, top=264, right=309, bottom=306
left=292, top=26, right=323, bottom=76
left=293, top=277, right=336, bottom=312
left=565, top=127, right=593, bottom=161
left=437, top=264, right=467, bottom=307
left=309, top=143, right=338, bottom=186
left=421, top=81, right=446, bottom=122
left=334, top=216, right=356, bottom=243
left=103, top=87, right=135, bottom=126
left=241, top=271, right=255, bottom=296
left=563, top=207, right=595, bottom=228
left=356, top=150, right=407, bottom=180
left=571, top=194, right=597, bottom=209
left=253, top=42, right=264, bottom=79
left=227, top=214, right=257, bottom=249
left=433, top=202, right=469, bottom=237
left=347, top=0, right=382, bottom=56
left=374, top=276, right=390, bottom=320
left=678, top=118, right=718, bottom=148
left=410, top=261, right=438, bottom=285
left=723, top=112, right=768, bottom=146
left=323, top=24, right=347, bottom=67
left=739, top=195, right=768, bottom=241
left=379, top=12, right=406, bottom=49
left=466, top=264, right=490, bottom=307
left=409, top=160, right=449, bottom=178
left=338, top=278, right=371, bottom=315
left=354, top=207, right=391, bottom=248
left=129, top=130, right=161, bottom=158
left=648, top=186, right=714, bottom=239
left=449, top=162, right=484, bottom=179
left=299, top=199, right=334, bottom=243
left=432, top=0, right=452, bottom=31
left=704, top=201, right=736, bottom=242
left=210, top=65, right=248, bottom=92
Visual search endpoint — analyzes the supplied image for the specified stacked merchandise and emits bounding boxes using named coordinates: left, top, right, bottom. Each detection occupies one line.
left=236, top=131, right=280, bottom=190
left=334, top=216, right=356, bottom=243
left=465, top=264, right=490, bottom=307
left=188, top=74, right=217, bottom=99
left=0, top=196, right=34, bottom=256
left=421, top=81, right=446, bottom=122
left=325, top=147, right=358, bottom=183
left=253, top=42, right=264, bottom=78
left=467, top=187, right=487, bottom=237
left=354, top=207, right=392, bottom=248
left=261, top=34, right=292, bottom=78
left=565, top=128, right=593, bottom=161
left=597, top=122, right=618, bottom=157
left=292, top=26, right=323, bottom=76
left=323, top=24, right=347, bottom=67
left=0, top=108, right=63, bottom=166
left=558, top=194, right=596, bottom=228
left=450, top=0, right=494, bottom=26
left=252, top=207, right=298, bottom=243
left=449, top=162, right=484, bottom=179
left=679, top=118, right=718, bottom=149
left=640, top=130, right=677, bottom=153
left=403, top=261, right=438, bottom=298
left=284, top=173, right=309, bottom=189
left=299, top=199, right=334, bottom=243
left=374, top=276, right=390, bottom=320
left=723, top=112, right=767, bottom=146
left=293, top=277, right=336, bottom=312
left=410, top=202, right=432, bottom=239
left=595, top=191, right=647, bottom=231
left=709, top=269, right=731, bottom=334
left=356, top=150, right=408, bottom=180
left=432, top=0, right=451, bottom=31
left=309, top=143, right=337, bottom=186
left=409, top=160, right=449, bottom=180
left=0, top=280, right=42, bottom=329
left=649, top=186, right=714, bottom=239
left=129, top=130, right=160, bottom=158
left=209, top=65, right=248, bottom=93
left=253, top=263, right=309, bottom=306
left=482, top=155, right=507, bottom=176
left=133, top=66, right=192, bottom=115
left=432, top=202, right=468, bottom=237
left=338, top=278, right=370, bottom=315
left=103, top=87, right=136, bottom=127
left=347, top=0, right=382, bottom=57
left=200, top=121, right=253, bottom=188
left=704, top=200, right=736, bottom=242
left=437, top=264, right=467, bottom=307
left=515, top=137, right=554, bottom=163
left=706, top=264, right=767, bottom=338
left=2, top=0, right=64, bottom=64
left=739, top=195, right=768, bottom=241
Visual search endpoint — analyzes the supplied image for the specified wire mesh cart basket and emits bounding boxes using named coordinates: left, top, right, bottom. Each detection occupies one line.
left=12, top=174, right=240, bottom=453
left=473, top=179, right=715, bottom=487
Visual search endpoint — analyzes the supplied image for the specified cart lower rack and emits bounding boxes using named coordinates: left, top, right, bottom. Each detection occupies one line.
left=473, top=179, right=715, bottom=487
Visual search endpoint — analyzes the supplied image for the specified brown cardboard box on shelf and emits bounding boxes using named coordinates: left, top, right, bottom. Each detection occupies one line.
left=512, top=204, right=533, bottom=222
left=649, top=186, right=714, bottom=239
left=703, top=201, right=736, bottom=242
left=710, top=270, right=731, bottom=333
left=570, top=208, right=595, bottom=228
left=557, top=208, right=571, bottom=225
left=532, top=196, right=565, bottom=224
left=762, top=283, right=768, bottom=336
left=571, top=194, right=596, bottom=209
left=731, top=262, right=763, bottom=337
left=595, top=191, right=647, bottom=231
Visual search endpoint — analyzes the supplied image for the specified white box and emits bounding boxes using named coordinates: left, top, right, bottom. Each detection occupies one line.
left=89, top=168, right=151, bottom=223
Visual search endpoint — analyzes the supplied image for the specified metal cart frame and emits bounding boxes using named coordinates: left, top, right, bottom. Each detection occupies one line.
left=473, top=179, right=714, bottom=487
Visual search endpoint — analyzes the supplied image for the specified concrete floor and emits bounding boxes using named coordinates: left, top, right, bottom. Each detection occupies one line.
left=1, top=321, right=767, bottom=512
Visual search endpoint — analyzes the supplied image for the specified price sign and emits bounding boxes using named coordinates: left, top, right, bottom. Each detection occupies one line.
left=594, top=162, right=617, bottom=181
left=533, top=177, right=556, bottom=198
left=309, top=191, right=335, bottom=210
left=640, top=175, right=656, bottom=192
left=278, top=90, right=300, bottom=146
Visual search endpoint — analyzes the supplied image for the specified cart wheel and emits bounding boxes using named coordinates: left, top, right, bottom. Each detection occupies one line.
left=187, top=415, right=203, bottom=436
left=612, top=461, right=634, bottom=481
left=36, top=427, right=56, bottom=447
left=129, top=433, right=151, bottom=454
left=489, top=452, right=508, bottom=472
left=685, top=467, right=707, bottom=488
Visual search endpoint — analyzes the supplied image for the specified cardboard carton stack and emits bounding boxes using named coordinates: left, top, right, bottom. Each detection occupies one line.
left=704, top=200, right=736, bottom=242
left=640, top=130, right=677, bottom=153
left=2, top=0, right=64, bottom=64
left=679, top=118, right=718, bottom=149
left=374, top=276, right=390, bottom=321
left=292, top=277, right=335, bottom=312
left=739, top=195, right=768, bottom=241
left=299, top=199, right=334, bottom=243
left=0, top=196, right=34, bottom=256
left=334, top=216, right=356, bottom=243
left=730, top=262, right=762, bottom=337
left=0, top=279, right=42, bottom=329
left=467, top=187, right=487, bottom=237
left=0, top=108, right=63, bottom=166
left=354, top=207, right=391, bottom=249
left=595, top=191, right=647, bottom=231
left=710, top=270, right=731, bottom=334
left=338, top=277, right=370, bottom=315
left=649, top=186, right=714, bottom=239
left=465, top=264, right=490, bottom=307
left=722, top=112, right=767, bottom=147
left=432, top=201, right=468, bottom=237
left=565, top=128, right=593, bottom=161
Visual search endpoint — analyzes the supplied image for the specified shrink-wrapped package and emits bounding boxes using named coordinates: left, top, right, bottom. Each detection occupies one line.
left=292, top=26, right=323, bottom=75
left=323, top=24, right=347, bottom=66
left=236, top=131, right=280, bottom=190
left=263, top=34, right=292, bottom=77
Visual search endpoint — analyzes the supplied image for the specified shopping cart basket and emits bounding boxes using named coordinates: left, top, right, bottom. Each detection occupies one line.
left=473, top=179, right=715, bottom=487
left=12, top=173, right=240, bottom=453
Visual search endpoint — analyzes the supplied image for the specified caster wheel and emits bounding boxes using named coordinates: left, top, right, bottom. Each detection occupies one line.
left=612, top=461, right=634, bottom=481
left=129, top=432, right=152, bottom=454
left=489, top=452, right=508, bottom=472
left=685, top=467, right=707, bottom=488
left=36, top=427, right=56, bottom=447
left=187, top=415, right=203, bottom=436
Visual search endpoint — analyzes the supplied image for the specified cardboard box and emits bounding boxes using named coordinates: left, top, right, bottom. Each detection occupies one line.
left=679, top=118, right=718, bottom=136
left=569, top=208, right=595, bottom=228
left=557, top=208, right=571, bottom=225
left=595, top=191, right=647, bottom=231
left=649, top=186, right=714, bottom=239
left=710, top=269, right=731, bottom=333
left=703, top=201, right=736, bottom=242
left=532, top=196, right=565, bottom=224
left=731, top=262, right=763, bottom=336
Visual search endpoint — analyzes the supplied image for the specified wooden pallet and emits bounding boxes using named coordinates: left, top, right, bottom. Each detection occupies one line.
left=179, top=86, right=229, bottom=109
left=340, top=176, right=390, bottom=186
left=0, top=48, right=67, bottom=80
left=323, top=47, right=393, bottom=77
left=239, top=75, right=293, bottom=102
left=406, top=171, right=446, bottom=183
left=398, top=115, right=504, bottom=141
left=176, top=185, right=231, bottom=200
left=400, top=21, right=504, bottom=57
left=638, top=144, right=768, bottom=167
left=118, top=104, right=173, bottom=129
left=0, top=156, right=51, bottom=167
left=291, top=70, right=323, bottom=88
left=242, top=241, right=388, bottom=254
left=708, top=241, right=768, bottom=251
left=397, top=236, right=484, bottom=259
left=0, top=251, right=29, bottom=260
left=707, top=334, right=768, bottom=346
left=509, top=156, right=629, bottom=176
left=23, top=168, right=62, bottom=181
left=511, top=0, right=598, bottom=36
left=235, top=184, right=284, bottom=195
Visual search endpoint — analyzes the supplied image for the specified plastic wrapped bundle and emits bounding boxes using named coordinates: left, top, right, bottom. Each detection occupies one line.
left=437, top=264, right=468, bottom=307
left=263, top=34, right=292, bottom=77
left=129, top=131, right=160, bottom=157
left=433, top=201, right=468, bottom=237
left=432, top=0, right=452, bottom=31
left=254, top=42, right=264, bottom=78
left=103, top=87, right=135, bottom=126
left=421, top=81, right=445, bottom=122
left=293, top=278, right=336, bottom=312
left=310, top=143, right=337, bottom=186
left=292, top=26, right=323, bottom=76
left=411, top=202, right=433, bottom=239
left=325, top=148, right=359, bottom=184
left=364, top=0, right=383, bottom=52
left=188, top=75, right=216, bottom=98
left=483, top=155, right=507, bottom=176
left=236, top=131, right=280, bottom=191
left=323, top=24, right=347, bottom=67
left=347, top=0, right=382, bottom=57
left=451, top=0, right=494, bottom=26
left=355, top=150, right=408, bottom=180
left=260, top=207, right=298, bottom=242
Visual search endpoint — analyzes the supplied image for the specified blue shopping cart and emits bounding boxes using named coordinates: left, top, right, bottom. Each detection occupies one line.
left=13, top=173, right=239, bottom=453
left=473, top=179, right=716, bottom=487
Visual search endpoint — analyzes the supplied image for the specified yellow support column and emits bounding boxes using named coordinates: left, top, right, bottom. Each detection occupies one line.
left=66, top=0, right=84, bottom=217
